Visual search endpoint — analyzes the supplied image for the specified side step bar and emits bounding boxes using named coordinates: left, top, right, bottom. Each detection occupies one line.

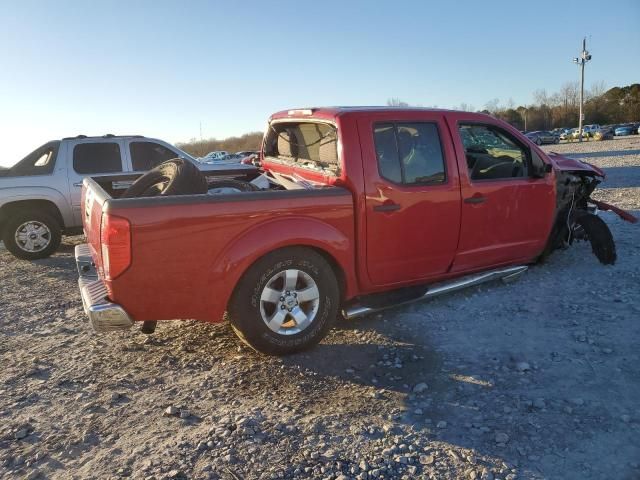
left=342, top=265, right=528, bottom=320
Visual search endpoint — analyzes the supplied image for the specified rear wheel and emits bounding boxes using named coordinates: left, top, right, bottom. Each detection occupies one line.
left=2, top=211, right=62, bottom=260
left=227, top=248, right=339, bottom=355
left=536, top=137, right=543, bottom=145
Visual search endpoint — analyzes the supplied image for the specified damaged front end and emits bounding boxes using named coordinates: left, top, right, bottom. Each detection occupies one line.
left=543, top=153, right=637, bottom=265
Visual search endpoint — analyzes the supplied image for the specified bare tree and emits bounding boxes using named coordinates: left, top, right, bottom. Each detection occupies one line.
left=587, top=80, right=607, bottom=100
left=484, top=98, right=501, bottom=114
left=387, top=98, right=409, bottom=107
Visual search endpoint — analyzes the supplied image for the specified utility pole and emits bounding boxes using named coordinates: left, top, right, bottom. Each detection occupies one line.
left=573, top=37, right=592, bottom=142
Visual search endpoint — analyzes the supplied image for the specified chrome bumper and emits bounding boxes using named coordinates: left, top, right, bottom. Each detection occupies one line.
left=75, top=244, right=133, bottom=332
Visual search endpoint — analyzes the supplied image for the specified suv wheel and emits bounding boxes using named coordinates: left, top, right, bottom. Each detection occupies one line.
left=2, top=211, right=62, bottom=260
left=227, top=247, right=340, bottom=355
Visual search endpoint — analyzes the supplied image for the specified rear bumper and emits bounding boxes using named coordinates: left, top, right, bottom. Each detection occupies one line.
left=75, top=244, right=133, bottom=332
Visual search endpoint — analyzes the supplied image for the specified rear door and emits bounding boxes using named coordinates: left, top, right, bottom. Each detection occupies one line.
left=358, top=112, right=462, bottom=286
left=448, top=115, right=555, bottom=272
left=67, top=139, right=127, bottom=225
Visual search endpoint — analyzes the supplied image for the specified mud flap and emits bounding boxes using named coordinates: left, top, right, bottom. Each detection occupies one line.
left=575, top=213, right=616, bottom=265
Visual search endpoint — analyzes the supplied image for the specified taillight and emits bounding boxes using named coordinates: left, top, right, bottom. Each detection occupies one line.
left=100, top=213, right=131, bottom=280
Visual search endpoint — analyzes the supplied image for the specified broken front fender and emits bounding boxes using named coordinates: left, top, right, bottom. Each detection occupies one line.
left=547, top=152, right=605, bottom=177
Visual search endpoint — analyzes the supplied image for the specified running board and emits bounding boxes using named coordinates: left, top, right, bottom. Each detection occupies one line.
left=342, top=265, right=528, bottom=320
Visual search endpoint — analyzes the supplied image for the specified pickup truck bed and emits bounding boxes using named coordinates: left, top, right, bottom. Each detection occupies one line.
left=81, top=173, right=355, bottom=328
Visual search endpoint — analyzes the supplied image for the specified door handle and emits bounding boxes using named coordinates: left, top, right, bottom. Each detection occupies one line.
left=373, top=203, right=401, bottom=212
left=464, top=195, right=486, bottom=204
left=73, top=182, right=83, bottom=187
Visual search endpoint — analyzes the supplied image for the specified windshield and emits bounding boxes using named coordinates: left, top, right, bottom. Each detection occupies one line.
left=0, top=141, right=61, bottom=177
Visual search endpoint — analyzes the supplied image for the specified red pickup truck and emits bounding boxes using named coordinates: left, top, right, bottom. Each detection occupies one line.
left=76, top=107, right=636, bottom=355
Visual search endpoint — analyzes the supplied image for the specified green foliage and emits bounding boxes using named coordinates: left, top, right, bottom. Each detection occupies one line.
left=177, top=132, right=263, bottom=158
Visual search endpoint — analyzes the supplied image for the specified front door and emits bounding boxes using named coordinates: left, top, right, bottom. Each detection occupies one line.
left=358, top=113, right=462, bottom=286
left=449, top=118, right=556, bottom=272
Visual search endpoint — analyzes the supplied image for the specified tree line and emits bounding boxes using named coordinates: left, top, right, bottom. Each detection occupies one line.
left=486, top=82, right=640, bottom=131
left=177, top=132, right=263, bottom=158
left=389, top=83, right=639, bottom=132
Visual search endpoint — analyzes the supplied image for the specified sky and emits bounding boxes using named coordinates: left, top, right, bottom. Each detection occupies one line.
left=1, top=0, right=639, bottom=166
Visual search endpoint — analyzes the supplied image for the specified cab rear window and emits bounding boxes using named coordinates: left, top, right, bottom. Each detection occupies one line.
left=263, top=122, right=339, bottom=175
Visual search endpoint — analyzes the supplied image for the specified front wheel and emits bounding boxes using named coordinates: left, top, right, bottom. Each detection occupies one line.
left=574, top=213, right=616, bottom=265
left=227, top=247, right=340, bottom=355
left=2, top=211, right=62, bottom=260
left=536, top=138, right=543, bottom=145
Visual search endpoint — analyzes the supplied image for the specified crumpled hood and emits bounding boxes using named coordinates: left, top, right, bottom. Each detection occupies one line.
left=546, top=151, right=605, bottom=177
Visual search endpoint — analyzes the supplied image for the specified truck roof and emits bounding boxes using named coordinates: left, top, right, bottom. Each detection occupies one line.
left=270, top=106, right=491, bottom=122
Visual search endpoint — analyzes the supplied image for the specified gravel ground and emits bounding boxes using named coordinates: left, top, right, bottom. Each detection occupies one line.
left=1, top=136, right=639, bottom=480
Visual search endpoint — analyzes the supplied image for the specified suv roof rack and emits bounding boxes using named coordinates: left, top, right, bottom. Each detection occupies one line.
left=61, top=134, right=147, bottom=140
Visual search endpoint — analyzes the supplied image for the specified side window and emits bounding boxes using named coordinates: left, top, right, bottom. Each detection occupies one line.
left=374, top=122, right=446, bottom=185
left=458, top=124, right=527, bottom=180
left=73, top=143, right=122, bottom=174
left=130, top=141, right=177, bottom=171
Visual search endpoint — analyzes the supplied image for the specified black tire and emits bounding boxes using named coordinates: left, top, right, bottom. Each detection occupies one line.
left=227, top=247, right=340, bottom=355
left=575, top=213, right=616, bottom=265
left=121, top=159, right=207, bottom=198
left=2, top=210, right=62, bottom=260
left=554, top=137, right=560, bottom=144
left=207, top=179, right=259, bottom=194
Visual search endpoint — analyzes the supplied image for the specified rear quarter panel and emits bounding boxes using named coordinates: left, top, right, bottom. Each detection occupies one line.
left=104, top=190, right=356, bottom=323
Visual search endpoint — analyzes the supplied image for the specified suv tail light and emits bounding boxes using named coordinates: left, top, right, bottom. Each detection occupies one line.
left=100, top=213, right=131, bottom=280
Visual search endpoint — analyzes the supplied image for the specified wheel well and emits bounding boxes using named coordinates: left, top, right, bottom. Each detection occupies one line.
left=0, top=200, right=65, bottom=233
left=233, top=245, right=348, bottom=303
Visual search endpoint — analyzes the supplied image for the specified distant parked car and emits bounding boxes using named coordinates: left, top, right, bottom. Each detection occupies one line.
left=568, top=128, right=589, bottom=140
left=559, top=128, right=573, bottom=140
left=236, top=150, right=259, bottom=157
left=614, top=125, right=634, bottom=136
left=582, top=124, right=601, bottom=137
left=525, top=131, right=559, bottom=145
left=593, top=128, right=614, bottom=141
left=199, top=151, right=230, bottom=162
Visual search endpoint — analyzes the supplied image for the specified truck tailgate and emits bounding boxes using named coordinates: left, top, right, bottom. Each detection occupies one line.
left=81, top=177, right=113, bottom=276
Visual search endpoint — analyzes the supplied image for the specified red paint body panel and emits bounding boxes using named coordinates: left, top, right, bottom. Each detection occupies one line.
left=444, top=112, right=557, bottom=271
left=83, top=107, right=609, bottom=325
left=103, top=193, right=355, bottom=322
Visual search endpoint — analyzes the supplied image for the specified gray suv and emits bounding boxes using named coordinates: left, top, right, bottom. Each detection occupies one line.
left=0, top=135, right=252, bottom=259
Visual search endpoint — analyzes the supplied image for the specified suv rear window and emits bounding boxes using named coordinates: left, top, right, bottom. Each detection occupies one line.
left=264, top=122, right=339, bottom=174
left=73, top=143, right=122, bottom=174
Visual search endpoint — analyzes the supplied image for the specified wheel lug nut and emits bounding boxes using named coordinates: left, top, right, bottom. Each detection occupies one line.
left=293, top=293, right=297, bottom=297
left=280, top=305, right=286, bottom=310
left=285, top=291, right=290, bottom=295
left=280, top=296, right=285, bottom=301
